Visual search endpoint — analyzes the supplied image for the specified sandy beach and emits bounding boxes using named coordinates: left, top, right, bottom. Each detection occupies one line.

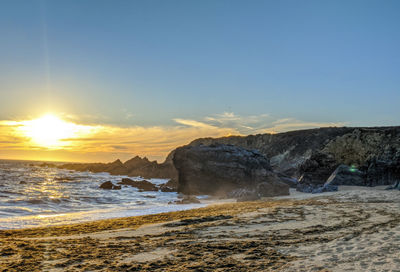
left=0, top=186, right=399, bottom=272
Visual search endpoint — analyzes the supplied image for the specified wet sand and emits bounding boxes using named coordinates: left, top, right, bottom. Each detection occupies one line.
left=0, top=186, right=399, bottom=271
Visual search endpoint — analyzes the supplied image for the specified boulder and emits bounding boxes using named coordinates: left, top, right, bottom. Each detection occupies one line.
left=228, top=188, right=260, bottom=202
left=257, top=178, right=290, bottom=197
left=325, top=164, right=365, bottom=186
left=159, top=178, right=178, bottom=192
left=173, top=144, right=277, bottom=196
left=386, top=180, right=400, bottom=190
left=276, top=173, right=298, bottom=188
left=311, top=184, right=338, bottom=194
left=99, top=181, right=121, bottom=190
left=365, top=147, right=400, bottom=186
left=118, top=178, right=158, bottom=191
left=296, top=151, right=338, bottom=193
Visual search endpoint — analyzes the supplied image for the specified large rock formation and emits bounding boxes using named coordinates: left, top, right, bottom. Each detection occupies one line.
left=188, top=127, right=400, bottom=190
left=325, top=165, right=365, bottom=186
left=173, top=144, right=289, bottom=196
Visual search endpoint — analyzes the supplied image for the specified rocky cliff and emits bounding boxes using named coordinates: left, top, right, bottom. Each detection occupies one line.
left=187, top=126, right=400, bottom=189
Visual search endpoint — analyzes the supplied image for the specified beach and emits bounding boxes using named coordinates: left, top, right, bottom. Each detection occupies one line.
left=0, top=186, right=399, bottom=272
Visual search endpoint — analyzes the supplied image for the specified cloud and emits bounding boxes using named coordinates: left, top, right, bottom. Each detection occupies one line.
left=173, top=118, right=217, bottom=129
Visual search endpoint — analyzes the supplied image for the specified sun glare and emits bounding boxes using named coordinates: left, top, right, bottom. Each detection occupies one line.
left=19, top=114, right=92, bottom=149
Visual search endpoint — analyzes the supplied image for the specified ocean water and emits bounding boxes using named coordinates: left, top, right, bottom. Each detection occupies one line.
left=0, top=160, right=205, bottom=229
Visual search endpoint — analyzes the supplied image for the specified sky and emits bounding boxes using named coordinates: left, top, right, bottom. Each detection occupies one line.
left=0, top=0, right=399, bottom=162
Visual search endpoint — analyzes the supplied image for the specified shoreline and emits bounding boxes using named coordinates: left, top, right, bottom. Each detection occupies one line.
left=1, top=186, right=399, bottom=271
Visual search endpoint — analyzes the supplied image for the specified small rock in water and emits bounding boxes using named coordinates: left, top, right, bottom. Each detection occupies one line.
left=118, top=178, right=158, bottom=191
left=143, top=195, right=156, bottom=198
left=159, top=178, right=178, bottom=192
left=99, top=181, right=121, bottom=190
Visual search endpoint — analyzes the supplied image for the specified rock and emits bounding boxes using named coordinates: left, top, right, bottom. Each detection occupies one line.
left=159, top=186, right=176, bottom=192
left=123, top=156, right=152, bottom=169
left=311, top=184, right=338, bottom=194
left=172, top=196, right=201, bottom=204
left=143, top=195, right=156, bottom=198
left=228, top=188, right=260, bottom=202
left=118, top=178, right=158, bottom=191
left=173, top=144, right=273, bottom=196
left=159, top=178, right=178, bottom=192
left=325, top=164, right=365, bottom=186
left=39, top=162, right=57, bottom=168
left=99, top=181, right=121, bottom=190
left=296, top=151, right=338, bottom=193
left=296, top=183, right=338, bottom=194
left=276, top=173, right=298, bottom=188
left=257, top=176, right=290, bottom=197
left=19, top=181, right=27, bottom=184
left=385, top=180, right=400, bottom=190
left=105, top=159, right=128, bottom=175
left=365, top=147, right=400, bottom=186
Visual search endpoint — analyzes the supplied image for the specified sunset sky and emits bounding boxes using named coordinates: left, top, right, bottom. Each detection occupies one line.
left=1, top=0, right=399, bottom=162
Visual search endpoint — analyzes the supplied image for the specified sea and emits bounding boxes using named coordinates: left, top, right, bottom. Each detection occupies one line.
left=0, top=159, right=206, bottom=229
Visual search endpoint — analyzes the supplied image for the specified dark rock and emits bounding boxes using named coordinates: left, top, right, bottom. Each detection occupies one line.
left=99, top=181, right=121, bottom=190
left=124, top=156, right=151, bottom=169
left=325, top=164, right=365, bottom=186
left=311, top=184, right=338, bottom=194
left=172, top=196, right=201, bottom=204
left=118, top=178, right=158, bottom=191
left=296, top=183, right=315, bottom=193
left=39, top=163, right=57, bottom=168
left=296, top=151, right=338, bottom=192
left=228, top=188, right=260, bottom=202
left=385, top=180, right=400, bottom=190
left=143, top=195, right=156, bottom=198
left=159, top=178, right=178, bottom=192
left=159, top=186, right=176, bottom=192
left=173, top=144, right=274, bottom=196
left=104, top=159, right=128, bottom=175
left=257, top=176, right=290, bottom=197
left=276, top=173, right=298, bottom=188
left=298, top=152, right=338, bottom=186
left=296, top=183, right=338, bottom=194
left=365, top=147, right=400, bottom=186
left=19, top=181, right=27, bottom=184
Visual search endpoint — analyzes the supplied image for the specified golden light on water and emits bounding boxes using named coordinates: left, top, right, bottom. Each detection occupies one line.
left=18, top=114, right=94, bottom=149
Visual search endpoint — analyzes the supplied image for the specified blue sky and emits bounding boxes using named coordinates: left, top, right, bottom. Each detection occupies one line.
left=1, top=0, right=400, bottom=161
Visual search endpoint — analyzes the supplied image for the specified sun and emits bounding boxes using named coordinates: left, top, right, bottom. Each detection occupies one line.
left=20, top=114, right=89, bottom=148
